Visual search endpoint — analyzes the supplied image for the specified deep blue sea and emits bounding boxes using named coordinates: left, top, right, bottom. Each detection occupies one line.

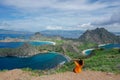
left=0, top=41, right=53, bottom=48
left=0, top=52, right=68, bottom=70
left=0, top=34, right=33, bottom=40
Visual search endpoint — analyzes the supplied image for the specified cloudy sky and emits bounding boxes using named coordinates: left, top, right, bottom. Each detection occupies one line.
left=0, top=0, right=120, bottom=32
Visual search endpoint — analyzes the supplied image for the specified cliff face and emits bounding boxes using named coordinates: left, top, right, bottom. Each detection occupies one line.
left=79, top=28, right=120, bottom=44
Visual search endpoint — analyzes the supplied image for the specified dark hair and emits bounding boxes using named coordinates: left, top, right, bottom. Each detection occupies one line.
left=78, top=59, right=84, bottom=65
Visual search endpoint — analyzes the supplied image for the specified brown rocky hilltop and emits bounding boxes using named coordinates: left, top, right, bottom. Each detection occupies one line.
left=79, top=28, right=120, bottom=44
left=0, top=69, right=120, bottom=80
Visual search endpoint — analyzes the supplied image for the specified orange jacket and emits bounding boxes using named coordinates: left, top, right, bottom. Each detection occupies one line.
left=73, top=60, right=84, bottom=73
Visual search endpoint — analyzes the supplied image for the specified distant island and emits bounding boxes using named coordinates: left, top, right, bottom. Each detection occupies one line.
left=0, top=37, right=25, bottom=42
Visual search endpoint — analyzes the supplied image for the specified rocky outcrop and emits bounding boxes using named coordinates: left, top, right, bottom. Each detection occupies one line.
left=79, top=28, right=120, bottom=44
left=0, top=42, right=39, bottom=57
left=16, top=42, right=39, bottom=57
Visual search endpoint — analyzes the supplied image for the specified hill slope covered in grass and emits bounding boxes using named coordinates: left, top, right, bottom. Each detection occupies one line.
left=57, top=48, right=120, bottom=74
left=85, top=48, right=120, bottom=74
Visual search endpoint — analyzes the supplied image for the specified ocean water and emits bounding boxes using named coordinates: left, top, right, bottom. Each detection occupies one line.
left=29, top=41, right=53, bottom=46
left=0, top=52, right=68, bottom=70
left=0, top=41, right=67, bottom=70
left=0, top=34, right=32, bottom=40
left=0, top=42, right=24, bottom=48
left=85, top=49, right=93, bottom=55
left=84, top=44, right=120, bottom=56
left=0, top=41, right=53, bottom=48
left=99, top=44, right=120, bottom=49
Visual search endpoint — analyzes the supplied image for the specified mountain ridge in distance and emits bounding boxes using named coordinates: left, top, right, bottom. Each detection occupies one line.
left=40, top=30, right=84, bottom=38
left=0, top=28, right=120, bottom=39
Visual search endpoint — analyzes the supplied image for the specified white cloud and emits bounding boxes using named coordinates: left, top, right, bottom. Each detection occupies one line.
left=0, top=17, right=65, bottom=31
left=80, top=11, right=120, bottom=32
left=1, top=0, right=120, bottom=12
left=52, top=0, right=107, bottom=11
left=99, top=23, right=120, bottom=32
left=0, top=0, right=120, bottom=32
left=77, top=22, right=120, bottom=32
left=81, top=23, right=93, bottom=28
left=92, top=11, right=120, bottom=26
left=76, top=23, right=96, bottom=31
left=0, top=18, right=44, bottom=32
left=2, top=0, right=52, bottom=8
left=46, top=26, right=63, bottom=30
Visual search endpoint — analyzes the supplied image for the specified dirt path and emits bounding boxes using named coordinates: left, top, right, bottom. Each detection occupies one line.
left=0, top=69, right=120, bottom=80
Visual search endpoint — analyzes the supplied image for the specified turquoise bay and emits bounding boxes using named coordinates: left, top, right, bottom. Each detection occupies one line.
left=0, top=52, right=68, bottom=70
left=0, top=41, right=68, bottom=70
left=83, top=44, right=120, bottom=56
